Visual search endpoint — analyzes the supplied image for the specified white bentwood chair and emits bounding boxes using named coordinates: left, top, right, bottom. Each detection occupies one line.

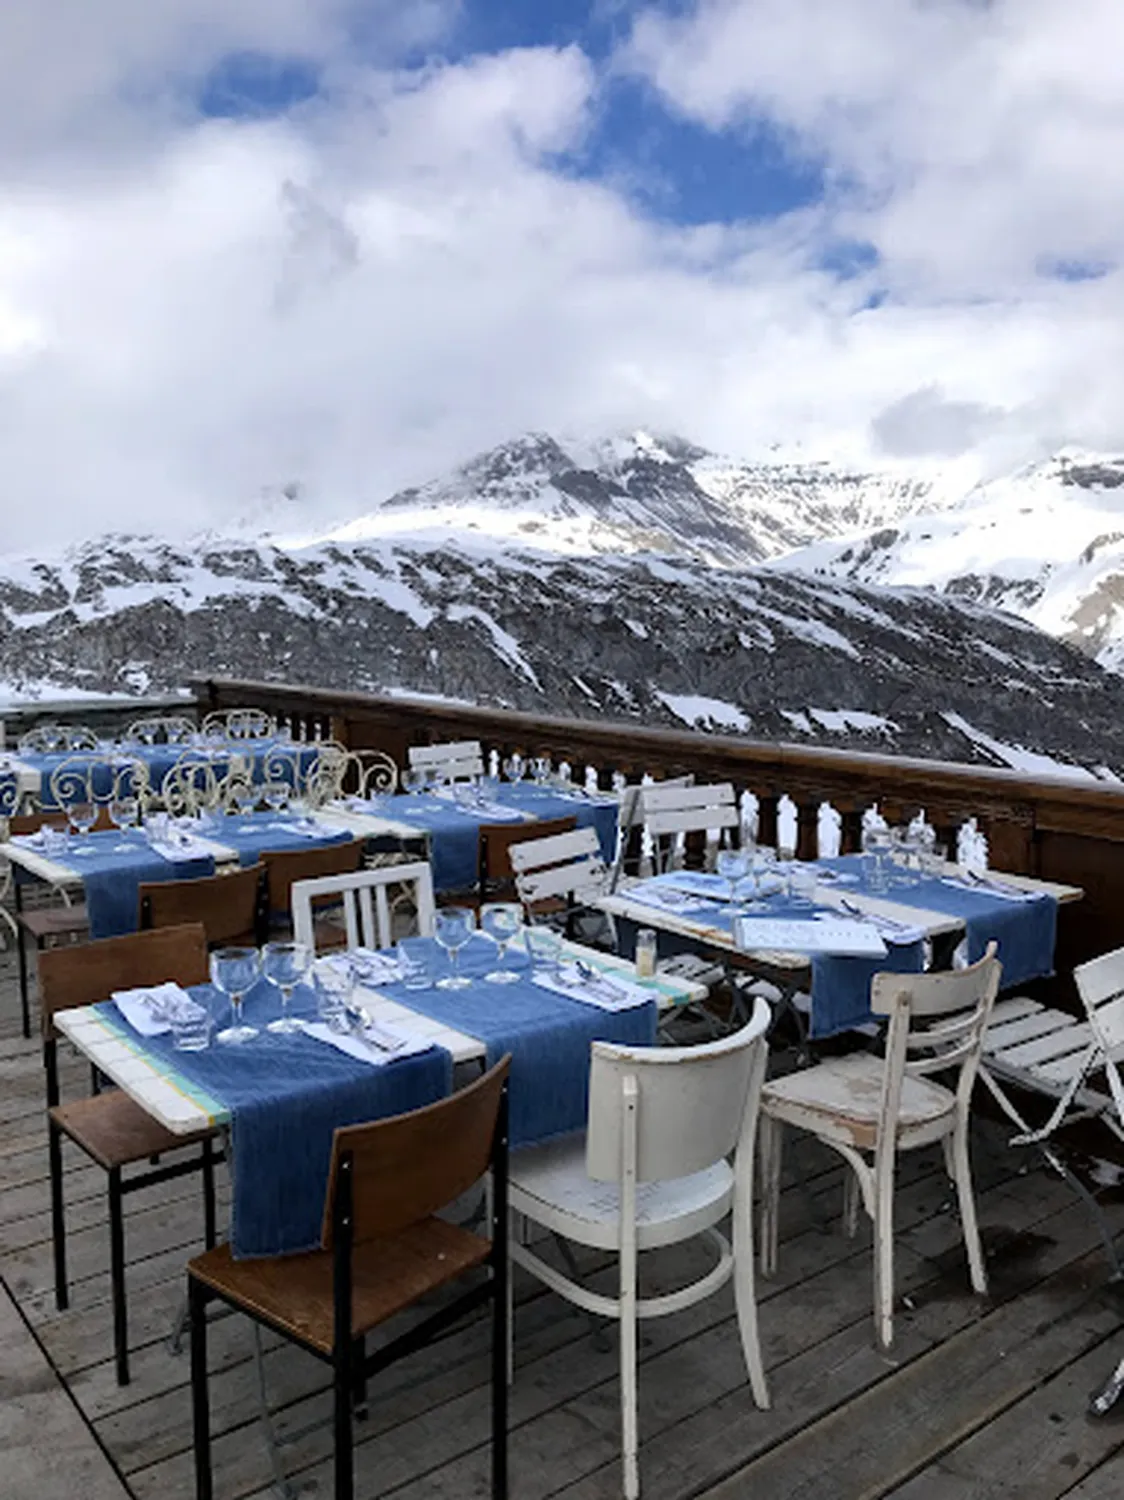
left=508, top=997, right=772, bottom=1499
left=290, top=862, right=436, bottom=955
left=759, top=944, right=1001, bottom=1349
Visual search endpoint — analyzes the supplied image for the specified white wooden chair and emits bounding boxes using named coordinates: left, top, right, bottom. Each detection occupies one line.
left=408, top=739, right=484, bottom=784
left=508, top=998, right=772, bottom=1500
left=508, top=824, right=617, bottom=951
left=640, top=781, right=739, bottom=873
left=290, top=862, right=436, bottom=955
left=759, top=944, right=1001, bottom=1349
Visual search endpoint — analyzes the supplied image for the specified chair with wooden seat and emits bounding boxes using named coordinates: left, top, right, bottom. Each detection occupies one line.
left=509, top=824, right=615, bottom=949
left=758, top=944, right=1002, bottom=1349
left=10, top=810, right=90, bottom=1039
left=188, top=1056, right=511, bottom=1500
left=509, top=1000, right=772, bottom=1500
left=260, top=838, right=367, bottom=940
left=291, top=862, right=437, bottom=955
left=408, top=738, right=484, bottom=784
left=40, top=923, right=221, bottom=1385
left=477, top=814, right=576, bottom=908
left=640, top=781, right=739, bottom=874
left=138, top=861, right=267, bottom=948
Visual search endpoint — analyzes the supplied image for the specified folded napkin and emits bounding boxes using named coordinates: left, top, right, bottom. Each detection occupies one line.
left=113, top=982, right=206, bottom=1036
left=278, top=819, right=327, bottom=840
left=625, top=884, right=720, bottom=916
left=303, top=1018, right=434, bottom=1065
left=475, top=802, right=526, bottom=822
left=941, top=874, right=1038, bottom=903
left=148, top=834, right=215, bottom=863
left=833, top=899, right=925, bottom=944
left=533, top=963, right=654, bottom=1012
left=323, top=948, right=404, bottom=986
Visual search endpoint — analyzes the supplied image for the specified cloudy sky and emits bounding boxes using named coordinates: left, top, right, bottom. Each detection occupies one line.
left=1, top=0, right=1121, bottom=548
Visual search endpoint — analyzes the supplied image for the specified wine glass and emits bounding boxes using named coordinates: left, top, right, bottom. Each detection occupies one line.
left=403, top=767, right=426, bottom=796
left=261, top=941, right=312, bottom=1034
left=715, top=848, right=750, bottom=914
left=262, top=779, right=291, bottom=819
left=65, top=797, right=97, bottom=852
left=480, top=902, right=524, bottom=984
left=211, top=946, right=261, bottom=1044
left=502, top=753, right=525, bottom=783
left=434, top=906, right=474, bottom=990
left=532, top=756, right=552, bottom=786
left=108, top=793, right=140, bottom=852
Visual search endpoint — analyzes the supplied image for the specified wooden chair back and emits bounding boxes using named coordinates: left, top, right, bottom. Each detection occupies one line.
left=38, top=923, right=209, bottom=1035
left=586, top=997, right=771, bottom=1185
left=291, top=862, right=437, bottom=954
left=640, top=781, right=738, bottom=871
left=479, top=815, right=576, bottom=904
left=1074, top=947, right=1124, bottom=1125
left=609, top=774, right=694, bottom=890
left=322, top=1055, right=510, bottom=1245
left=509, top=825, right=606, bottom=914
left=408, top=739, right=484, bottom=782
left=261, top=839, right=366, bottom=917
left=9, top=810, right=70, bottom=834
left=138, top=863, right=266, bottom=948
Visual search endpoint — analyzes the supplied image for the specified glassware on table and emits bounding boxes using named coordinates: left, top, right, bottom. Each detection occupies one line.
left=397, top=936, right=436, bottom=990
left=453, top=782, right=477, bottom=810
left=108, top=793, right=140, bottom=851
left=525, top=924, right=562, bottom=977
left=480, top=902, right=524, bottom=983
left=262, top=780, right=291, bottom=817
left=744, top=848, right=775, bottom=910
left=65, top=798, right=98, bottom=851
left=635, top=927, right=657, bottom=979
left=211, top=946, right=261, bottom=1045
left=924, top=841, right=949, bottom=877
left=502, top=753, right=525, bottom=783
left=788, top=862, right=818, bottom=908
left=434, top=906, right=475, bottom=990
left=403, top=767, right=426, bottom=796
left=532, top=756, right=552, bottom=786
left=715, top=848, right=750, bottom=913
left=170, top=1001, right=211, bottom=1052
left=262, top=941, right=313, bottom=1034
left=863, top=827, right=892, bottom=892
left=314, top=963, right=353, bottom=1032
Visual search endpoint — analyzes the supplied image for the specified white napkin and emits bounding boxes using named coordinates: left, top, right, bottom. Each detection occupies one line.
left=277, top=819, right=326, bottom=840
left=941, top=875, right=1038, bottom=903
left=533, top=963, right=654, bottom=1012
left=149, top=835, right=214, bottom=863
left=624, top=884, right=719, bottom=916
left=113, top=982, right=205, bottom=1036
left=323, top=948, right=404, bottom=985
left=475, top=802, right=527, bottom=822
left=303, top=1019, right=434, bottom=1065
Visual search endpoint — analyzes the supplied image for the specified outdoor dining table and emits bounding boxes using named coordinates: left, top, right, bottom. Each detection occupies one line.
left=321, top=780, right=620, bottom=892
left=54, top=933, right=704, bottom=1258
left=599, top=856, right=1082, bottom=1039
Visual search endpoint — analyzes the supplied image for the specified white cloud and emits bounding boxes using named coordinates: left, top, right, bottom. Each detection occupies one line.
left=0, top=2, right=1123, bottom=550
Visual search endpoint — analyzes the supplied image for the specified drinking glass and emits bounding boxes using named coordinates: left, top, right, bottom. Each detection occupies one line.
left=66, top=798, right=97, bottom=851
left=864, top=827, right=892, bottom=892
left=262, top=941, right=312, bottom=1034
left=434, top=906, right=475, bottom=990
left=745, top=848, right=776, bottom=910
left=525, top=925, right=562, bottom=977
left=715, top=848, right=750, bottom=914
left=211, top=946, right=261, bottom=1044
left=314, top=964, right=352, bottom=1032
left=532, top=756, right=552, bottom=786
left=263, top=780, right=291, bottom=817
left=502, top=754, right=525, bottom=783
left=108, top=794, right=140, bottom=852
left=397, top=936, right=436, bottom=990
left=480, top=902, right=524, bottom=983
left=403, top=767, right=426, bottom=796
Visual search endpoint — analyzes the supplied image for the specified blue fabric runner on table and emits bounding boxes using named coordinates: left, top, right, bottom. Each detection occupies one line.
left=376, top=783, right=618, bottom=892
left=200, top=811, right=355, bottom=867
left=377, top=932, right=656, bottom=1148
left=93, top=979, right=452, bottom=1258
left=819, top=856, right=1057, bottom=990
left=61, top=830, right=215, bottom=939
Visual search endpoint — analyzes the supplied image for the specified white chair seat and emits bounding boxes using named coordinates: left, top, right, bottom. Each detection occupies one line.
left=762, top=1054, right=956, bottom=1151
left=510, top=1135, right=733, bottom=1252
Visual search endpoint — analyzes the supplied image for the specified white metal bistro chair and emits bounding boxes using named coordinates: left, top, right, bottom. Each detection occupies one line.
left=640, top=780, right=739, bottom=874
left=759, top=944, right=1001, bottom=1349
left=290, top=862, right=436, bottom=955
left=508, top=998, right=772, bottom=1500
left=408, top=739, right=485, bottom=784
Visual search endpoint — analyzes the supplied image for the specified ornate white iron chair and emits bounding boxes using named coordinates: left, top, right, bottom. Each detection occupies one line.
left=200, top=707, right=276, bottom=741
left=161, top=751, right=222, bottom=817
left=124, top=713, right=196, bottom=746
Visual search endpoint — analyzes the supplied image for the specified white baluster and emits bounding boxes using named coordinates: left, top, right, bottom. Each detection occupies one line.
left=776, top=795, right=799, bottom=859
left=488, top=748, right=500, bottom=779
left=739, top=789, right=760, bottom=848
left=584, top=765, right=599, bottom=795
left=817, top=801, right=842, bottom=859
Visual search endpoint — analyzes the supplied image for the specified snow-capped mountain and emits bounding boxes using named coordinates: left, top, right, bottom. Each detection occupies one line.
left=777, top=453, right=1124, bottom=672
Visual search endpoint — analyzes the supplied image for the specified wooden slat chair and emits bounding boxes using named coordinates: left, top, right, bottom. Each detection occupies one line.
left=138, top=862, right=267, bottom=948
left=188, top=1057, right=511, bottom=1500
left=759, top=944, right=1001, bottom=1349
left=509, top=824, right=615, bottom=948
left=291, top=862, right=437, bottom=956
left=640, top=781, right=739, bottom=874
left=10, top=809, right=92, bottom=1039
left=477, top=814, right=577, bottom=908
left=408, top=738, right=485, bottom=784
left=260, top=838, right=367, bottom=942
left=509, top=1000, right=771, bottom=1500
left=607, top=775, right=696, bottom=892
left=978, top=946, right=1124, bottom=1281
left=40, top=923, right=221, bottom=1386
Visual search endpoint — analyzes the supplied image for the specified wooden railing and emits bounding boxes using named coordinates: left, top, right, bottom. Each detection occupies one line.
left=193, top=675, right=1124, bottom=1004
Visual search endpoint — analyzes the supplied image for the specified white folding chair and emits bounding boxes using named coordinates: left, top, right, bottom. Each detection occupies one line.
left=509, top=998, right=772, bottom=1499
left=408, top=739, right=484, bottom=783
left=759, top=944, right=1001, bottom=1349
left=290, top=862, right=436, bottom=955
left=509, top=825, right=615, bottom=950
left=640, top=781, right=739, bottom=873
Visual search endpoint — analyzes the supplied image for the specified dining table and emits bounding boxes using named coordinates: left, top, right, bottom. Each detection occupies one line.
left=54, top=933, right=706, bottom=1258
left=598, top=856, right=1082, bottom=1039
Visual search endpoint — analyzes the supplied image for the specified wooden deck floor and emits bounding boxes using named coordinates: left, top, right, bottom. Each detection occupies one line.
left=2, top=944, right=1124, bottom=1500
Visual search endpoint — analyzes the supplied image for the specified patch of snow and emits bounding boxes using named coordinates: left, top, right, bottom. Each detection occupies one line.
left=445, top=604, right=542, bottom=689
left=656, top=693, right=750, bottom=732
left=807, top=709, right=899, bottom=734
left=780, top=709, right=813, bottom=733
left=941, top=712, right=1097, bottom=781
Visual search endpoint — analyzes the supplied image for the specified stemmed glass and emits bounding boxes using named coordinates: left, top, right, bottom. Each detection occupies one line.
left=502, top=754, right=525, bottom=783
left=108, top=792, right=140, bottom=852
left=65, top=797, right=98, bottom=852
left=262, top=779, right=291, bottom=820
left=532, top=756, right=552, bottom=786
left=715, top=848, right=750, bottom=915
left=480, top=902, right=524, bottom=984
left=434, top=907, right=475, bottom=990
left=211, top=946, right=261, bottom=1044
left=262, top=941, right=312, bottom=1034
left=403, top=767, right=426, bottom=796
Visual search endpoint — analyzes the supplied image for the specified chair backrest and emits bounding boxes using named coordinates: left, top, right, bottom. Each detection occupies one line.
left=586, top=997, right=771, bottom=1184
left=1073, top=947, right=1124, bottom=1124
left=479, top=815, right=577, bottom=903
left=125, top=714, right=196, bottom=746
left=38, top=922, right=209, bottom=1034
left=201, top=707, right=276, bottom=740
left=408, top=739, right=485, bottom=782
left=138, top=864, right=266, bottom=948
left=509, top=825, right=607, bottom=913
left=338, top=748, right=399, bottom=798
left=161, top=751, right=221, bottom=815
left=609, top=774, right=695, bottom=890
left=640, top=781, right=738, bottom=871
left=322, top=1055, right=509, bottom=1246
left=291, top=862, right=437, bottom=953
left=871, top=943, right=1002, bottom=1133
left=261, top=838, right=366, bottom=916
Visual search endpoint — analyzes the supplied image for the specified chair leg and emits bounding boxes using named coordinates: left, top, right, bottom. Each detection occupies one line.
left=189, top=1277, right=213, bottom=1500
left=872, top=1153, right=896, bottom=1351
left=842, top=1168, right=861, bottom=1239
left=333, top=1342, right=354, bottom=1500
left=949, top=1124, right=988, bottom=1295
left=201, top=1138, right=216, bottom=1250
left=619, top=1222, right=640, bottom=1500
left=492, top=1241, right=509, bottom=1498
left=48, top=1119, right=68, bottom=1311
left=758, top=1114, right=782, bottom=1278
left=108, top=1168, right=130, bottom=1385
left=16, top=911, right=30, bottom=1040
left=732, top=1187, right=770, bottom=1410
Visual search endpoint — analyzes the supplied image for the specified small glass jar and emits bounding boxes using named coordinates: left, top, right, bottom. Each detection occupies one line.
left=635, top=928, right=657, bottom=979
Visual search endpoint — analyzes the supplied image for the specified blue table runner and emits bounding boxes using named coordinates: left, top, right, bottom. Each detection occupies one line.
left=200, top=811, right=355, bottom=868
left=64, top=831, right=216, bottom=939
